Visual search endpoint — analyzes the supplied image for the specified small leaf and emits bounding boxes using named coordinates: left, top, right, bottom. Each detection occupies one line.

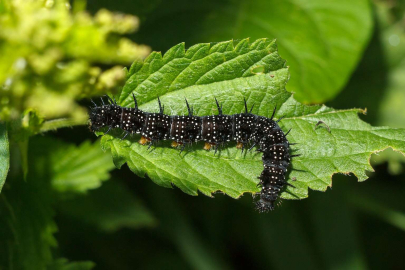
left=30, top=137, right=116, bottom=193
left=58, top=180, right=156, bottom=232
left=99, top=39, right=405, bottom=201
left=0, top=123, right=9, bottom=193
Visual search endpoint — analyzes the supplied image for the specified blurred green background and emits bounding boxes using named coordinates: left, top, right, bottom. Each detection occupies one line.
left=1, top=0, right=405, bottom=269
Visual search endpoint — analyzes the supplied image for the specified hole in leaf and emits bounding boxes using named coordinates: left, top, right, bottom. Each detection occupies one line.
left=251, top=65, right=265, bottom=74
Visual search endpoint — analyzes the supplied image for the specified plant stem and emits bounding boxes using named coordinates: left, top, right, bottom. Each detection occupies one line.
left=39, top=118, right=88, bottom=133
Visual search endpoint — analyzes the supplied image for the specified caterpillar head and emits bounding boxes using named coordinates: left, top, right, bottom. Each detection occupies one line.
left=89, top=105, right=110, bottom=132
left=255, top=198, right=275, bottom=213
left=255, top=190, right=278, bottom=213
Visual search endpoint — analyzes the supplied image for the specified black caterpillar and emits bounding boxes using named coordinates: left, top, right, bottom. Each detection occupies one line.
left=89, top=95, right=298, bottom=212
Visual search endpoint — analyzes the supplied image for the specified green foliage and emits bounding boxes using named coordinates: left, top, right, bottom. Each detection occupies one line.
left=102, top=38, right=287, bottom=197
left=0, top=0, right=150, bottom=135
left=100, top=38, right=405, bottom=200
left=1, top=0, right=404, bottom=269
left=49, top=139, right=115, bottom=193
left=0, top=123, right=9, bottom=192
left=375, top=1, right=405, bottom=138
left=119, top=38, right=285, bottom=107
left=328, top=1, right=405, bottom=175
left=48, top=258, right=95, bottom=270
left=58, top=180, right=156, bottom=232
left=375, top=1, right=405, bottom=130
left=0, top=136, right=120, bottom=269
left=127, top=0, right=373, bottom=103
left=0, top=168, right=57, bottom=269
left=13, top=135, right=114, bottom=193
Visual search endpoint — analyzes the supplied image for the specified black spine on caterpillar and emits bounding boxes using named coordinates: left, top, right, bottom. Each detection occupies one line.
left=170, top=99, right=202, bottom=147
left=89, top=95, right=294, bottom=212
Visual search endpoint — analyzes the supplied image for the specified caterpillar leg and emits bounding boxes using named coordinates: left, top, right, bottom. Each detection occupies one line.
left=104, top=126, right=112, bottom=135
left=248, top=143, right=256, bottom=151
left=171, top=141, right=179, bottom=148
left=171, top=141, right=187, bottom=153
left=214, top=144, right=220, bottom=155
left=236, top=141, right=250, bottom=155
left=203, top=142, right=215, bottom=151
left=179, top=144, right=187, bottom=153
left=147, top=141, right=155, bottom=150
left=121, top=131, right=129, bottom=141
left=139, top=136, right=151, bottom=145
left=286, top=182, right=296, bottom=188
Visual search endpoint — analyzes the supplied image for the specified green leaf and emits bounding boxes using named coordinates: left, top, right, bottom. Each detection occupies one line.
left=374, top=2, right=405, bottom=174
left=377, top=42, right=405, bottom=130
left=378, top=60, right=405, bottom=128
left=100, top=39, right=405, bottom=201
left=375, top=0, right=405, bottom=129
left=132, top=0, right=373, bottom=103
left=58, top=180, right=156, bottom=232
left=119, top=38, right=285, bottom=107
left=0, top=135, right=116, bottom=269
left=34, top=137, right=116, bottom=193
left=0, top=170, right=56, bottom=270
left=0, top=123, right=9, bottom=192
left=330, top=1, right=405, bottom=174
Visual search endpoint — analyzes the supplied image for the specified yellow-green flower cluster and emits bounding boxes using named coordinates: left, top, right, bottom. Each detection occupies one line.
left=0, top=0, right=150, bottom=133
